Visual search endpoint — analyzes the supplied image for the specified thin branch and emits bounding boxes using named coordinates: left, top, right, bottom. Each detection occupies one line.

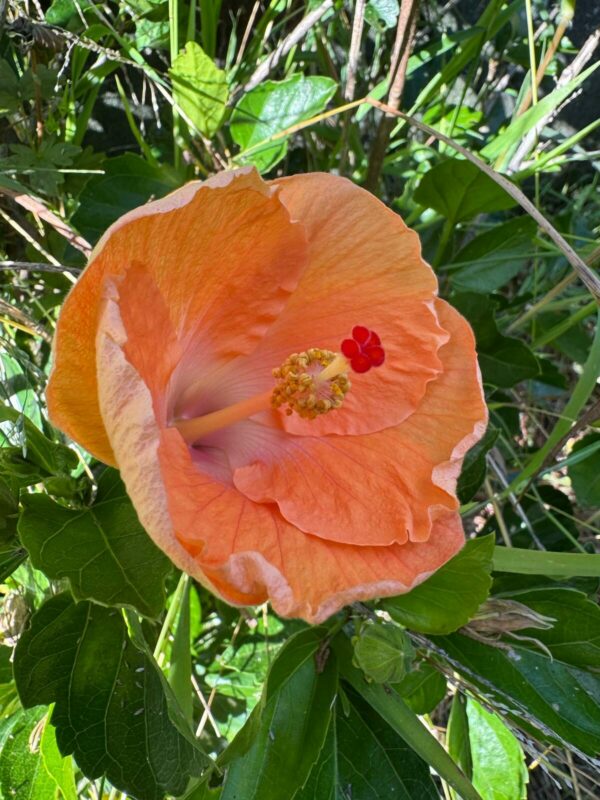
left=344, top=0, right=366, bottom=101
left=509, top=27, right=600, bottom=172
left=238, top=0, right=334, bottom=96
left=0, top=260, right=81, bottom=274
left=364, top=0, right=419, bottom=191
left=366, top=97, right=600, bottom=300
left=0, top=185, right=91, bottom=256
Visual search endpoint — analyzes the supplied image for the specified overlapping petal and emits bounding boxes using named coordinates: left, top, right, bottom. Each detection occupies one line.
left=49, top=167, right=488, bottom=622
left=233, top=300, right=486, bottom=546
left=93, top=263, right=484, bottom=620
left=213, top=172, right=449, bottom=439
left=48, top=169, right=308, bottom=463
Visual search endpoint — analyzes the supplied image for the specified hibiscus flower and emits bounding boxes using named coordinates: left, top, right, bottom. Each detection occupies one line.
left=47, top=168, right=487, bottom=623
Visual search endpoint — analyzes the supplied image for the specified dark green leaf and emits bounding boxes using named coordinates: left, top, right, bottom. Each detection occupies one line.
left=449, top=216, right=536, bottom=293
left=14, top=593, right=209, bottom=800
left=231, top=75, right=337, bottom=173
left=452, top=294, right=539, bottom=387
left=334, top=635, right=482, bottom=800
left=394, top=662, right=447, bottom=715
left=383, top=535, right=494, bottom=634
left=438, top=633, right=600, bottom=755
left=569, top=433, right=600, bottom=507
left=18, top=475, right=171, bottom=618
left=414, top=158, right=516, bottom=224
left=71, top=154, right=178, bottom=243
left=497, top=587, right=600, bottom=669
left=0, top=541, right=27, bottom=581
left=297, top=687, right=440, bottom=800
left=457, top=425, right=499, bottom=504
left=218, top=628, right=337, bottom=800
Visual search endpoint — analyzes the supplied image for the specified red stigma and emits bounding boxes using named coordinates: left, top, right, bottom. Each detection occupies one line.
left=341, top=327, right=385, bottom=373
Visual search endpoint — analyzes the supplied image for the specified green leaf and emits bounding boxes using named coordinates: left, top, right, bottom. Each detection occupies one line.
left=497, top=587, right=600, bottom=669
left=353, top=620, right=414, bottom=683
left=14, top=593, right=209, bottom=799
left=438, top=633, right=600, bottom=755
left=492, top=546, right=600, bottom=578
left=569, top=433, right=600, bottom=507
left=170, top=42, right=228, bottom=137
left=457, top=426, right=499, bottom=504
left=449, top=217, right=536, bottom=294
left=383, top=535, right=494, bottom=634
left=482, top=62, right=600, bottom=165
left=394, top=662, right=447, bottom=715
left=0, top=541, right=27, bottom=581
left=447, top=693, right=472, bottom=787
left=231, top=75, right=337, bottom=173
left=0, top=708, right=57, bottom=800
left=452, top=294, right=539, bottom=387
left=414, top=158, right=516, bottom=224
left=0, top=404, right=78, bottom=478
left=466, top=697, right=528, bottom=800
left=18, top=469, right=171, bottom=618
left=297, top=686, right=440, bottom=800
left=365, top=0, right=399, bottom=30
left=40, top=718, right=78, bottom=800
left=71, top=153, right=177, bottom=244
left=0, top=59, right=20, bottom=114
left=334, top=635, right=482, bottom=800
left=218, top=628, right=337, bottom=800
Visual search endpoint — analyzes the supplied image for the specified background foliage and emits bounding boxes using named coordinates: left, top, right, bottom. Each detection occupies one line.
left=1, top=1, right=600, bottom=798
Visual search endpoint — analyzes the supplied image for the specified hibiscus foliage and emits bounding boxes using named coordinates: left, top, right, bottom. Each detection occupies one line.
left=1, top=2, right=600, bottom=799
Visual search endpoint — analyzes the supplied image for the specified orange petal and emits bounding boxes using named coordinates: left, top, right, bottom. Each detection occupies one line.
left=233, top=299, right=487, bottom=545
left=240, top=171, right=447, bottom=437
left=94, top=277, right=477, bottom=622
left=159, top=426, right=466, bottom=623
left=47, top=168, right=307, bottom=463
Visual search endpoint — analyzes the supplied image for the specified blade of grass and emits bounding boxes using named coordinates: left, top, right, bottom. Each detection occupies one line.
left=493, top=547, right=600, bottom=577
left=114, top=75, right=159, bottom=167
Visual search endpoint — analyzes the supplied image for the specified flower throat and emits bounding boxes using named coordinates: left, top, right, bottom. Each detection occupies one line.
left=173, top=326, right=385, bottom=445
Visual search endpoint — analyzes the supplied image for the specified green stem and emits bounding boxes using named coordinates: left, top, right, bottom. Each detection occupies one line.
left=506, top=311, right=600, bottom=493
left=168, top=576, right=193, bottom=722
left=169, top=0, right=181, bottom=169
left=154, top=572, right=188, bottom=661
left=433, top=218, right=454, bottom=270
left=493, top=546, right=600, bottom=577
left=334, top=635, right=484, bottom=800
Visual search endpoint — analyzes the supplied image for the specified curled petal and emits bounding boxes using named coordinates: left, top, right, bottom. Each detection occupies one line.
left=233, top=299, right=487, bottom=546
left=221, top=173, right=448, bottom=438
left=94, top=272, right=470, bottom=622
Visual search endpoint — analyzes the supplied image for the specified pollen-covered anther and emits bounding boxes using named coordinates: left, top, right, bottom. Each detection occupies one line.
left=272, top=348, right=351, bottom=420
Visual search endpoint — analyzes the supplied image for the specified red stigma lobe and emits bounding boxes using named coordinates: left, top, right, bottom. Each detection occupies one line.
left=341, top=327, right=386, bottom=373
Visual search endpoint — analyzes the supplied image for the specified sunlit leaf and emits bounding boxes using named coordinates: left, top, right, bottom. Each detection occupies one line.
left=170, top=42, right=228, bottom=137
left=231, top=75, right=337, bottom=172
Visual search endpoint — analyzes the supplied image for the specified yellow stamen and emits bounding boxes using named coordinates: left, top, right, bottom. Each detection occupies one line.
left=173, top=348, right=351, bottom=444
